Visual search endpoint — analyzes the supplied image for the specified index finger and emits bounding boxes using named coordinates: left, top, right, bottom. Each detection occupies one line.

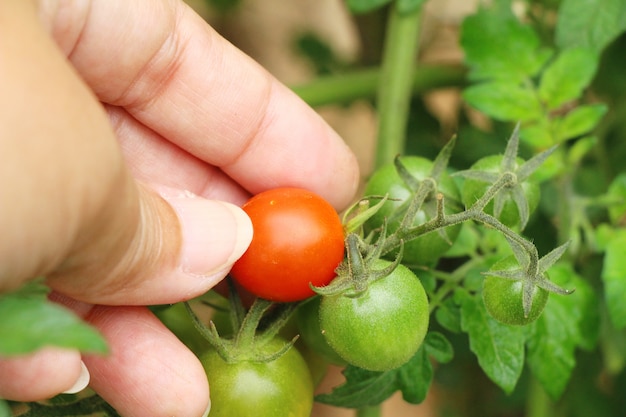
left=40, top=0, right=360, bottom=209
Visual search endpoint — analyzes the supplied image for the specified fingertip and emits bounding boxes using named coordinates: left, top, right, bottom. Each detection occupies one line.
left=0, top=347, right=83, bottom=401
left=159, top=188, right=253, bottom=281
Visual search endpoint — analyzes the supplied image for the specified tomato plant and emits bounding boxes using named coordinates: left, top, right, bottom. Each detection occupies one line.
left=230, top=187, right=345, bottom=302
left=6, top=1, right=626, bottom=417
left=318, top=260, right=429, bottom=371
left=363, top=156, right=462, bottom=266
left=200, top=337, right=314, bottom=417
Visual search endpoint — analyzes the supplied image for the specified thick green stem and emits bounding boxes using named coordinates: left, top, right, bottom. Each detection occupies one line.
left=525, top=377, right=554, bottom=417
left=291, top=65, right=466, bottom=108
left=356, top=5, right=423, bottom=417
left=375, top=3, right=424, bottom=168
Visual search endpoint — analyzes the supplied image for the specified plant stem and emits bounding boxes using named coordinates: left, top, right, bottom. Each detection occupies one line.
left=374, top=3, right=424, bottom=168
left=525, top=377, right=553, bottom=417
left=291, top=64, right=466, bottom=108
left=355, top=4, right=424, bottom=417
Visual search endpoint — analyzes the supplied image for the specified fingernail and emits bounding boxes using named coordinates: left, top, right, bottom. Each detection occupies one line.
left=62, top=361, right=90, bottom=394
left=202, top=400, right=211, bottom=417
left=162, top=190, right=252, bottom=278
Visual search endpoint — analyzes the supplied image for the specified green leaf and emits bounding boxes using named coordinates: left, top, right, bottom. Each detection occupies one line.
left=315, top=365, right=399, bottom=408
left=554, top=104, right=608, bottom=142
left=602, top=230, right=626, bottom=328
left=458, top=290, right=525, bottom=394
left=396, top=345, right=432, bottom=404
left=347, top=0, right=392, bottom=14
left=520, top=121, right=555, bottom=148
left=316, top=331, right=450, bottom=407
left=556, top=0, right=626, bottom=54
left=0, top=282, right=108, bottom=356
left=463, top=82, right=542, bottom=122
left=527, top=263, right=599, bottom=400
left=435, top=296, right=462, bottom=333
left=461, top=7, right=552, bottom=82
left=424, top=331, right=454, bottom=363
left=538, top=48, right=599, bottom=110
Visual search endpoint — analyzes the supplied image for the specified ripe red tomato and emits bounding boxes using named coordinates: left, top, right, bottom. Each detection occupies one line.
left=230, top=188, right=345, bottom=302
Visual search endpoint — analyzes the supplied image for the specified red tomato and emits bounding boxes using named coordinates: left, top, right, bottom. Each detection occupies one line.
left=230, top=188, right=345, bottom=302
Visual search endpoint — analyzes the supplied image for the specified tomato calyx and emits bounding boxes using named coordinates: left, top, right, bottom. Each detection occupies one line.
left=185, top=281, right=299, bottom=364
left=311, top=229, right=405, bottom=298
left=484, top=237, right=574, bottom=318
left=454, top=123, right=557, bottom=229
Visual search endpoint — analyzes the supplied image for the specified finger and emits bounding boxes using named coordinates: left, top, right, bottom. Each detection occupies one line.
left=0, top=347, right=83, bottom=401
left=39, top=0, right=360, bottom=210
left=2, top=2, right=252, bottom=304
left=83, top=305, right=210, bottom=417
left=107, top=105, right=250, bottom=206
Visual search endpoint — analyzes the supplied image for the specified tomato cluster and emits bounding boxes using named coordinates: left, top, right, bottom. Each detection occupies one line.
left=162, top=138, right=553, bottom=416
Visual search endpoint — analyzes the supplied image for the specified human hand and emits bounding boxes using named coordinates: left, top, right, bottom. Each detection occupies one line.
left=0, top=1, right=359, bottom=416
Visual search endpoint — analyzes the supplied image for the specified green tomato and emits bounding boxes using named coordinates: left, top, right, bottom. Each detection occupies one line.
left=364, top=156, right=462, bottom=267
left=482, top=256, right=549, bottom=326
left=461, top=155, right=540, bottom=228
left=295, top=296, right=347, bottom=366
left=319, top=260, right=429, bottom=371
left=200, top=338, right=314, bottom=417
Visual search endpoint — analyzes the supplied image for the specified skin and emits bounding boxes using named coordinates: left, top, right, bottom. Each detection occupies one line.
left=0, top=1, right=359, bottom=416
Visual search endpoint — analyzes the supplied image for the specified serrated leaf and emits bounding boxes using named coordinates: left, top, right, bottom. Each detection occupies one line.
left=435, top=296, right=462, bottom=333
left=538, top=48, right=599, bottom=110
left=397, top=345, right=432, bottom=404
left=463, top=82, right=542, bottom=122
left=554, top=104, right=608, bottom=142
left=347, top=0, right=392, bottom=14
left=424, top=331, right=454, bottom=363
left=461, top=8, right=552, bottom=82
left=520, top=122, right=554, bottom=148
left=602, top=230, right=626, bottom=328
left=316, top=332, right=449, bottom=408
left=459, top=290, right=525, bottom=394
left=0, top=282, right=108, bottom=356
left=315, top=366, right=398, bottom=408
left=556, top=0, right=626, bottom=54
left=527, top=263, right=598, bottom=399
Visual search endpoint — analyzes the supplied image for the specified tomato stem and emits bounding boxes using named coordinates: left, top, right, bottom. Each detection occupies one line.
left=374, top=0, right=424, bottom=168
left=291, top=64, right=466, bottom=108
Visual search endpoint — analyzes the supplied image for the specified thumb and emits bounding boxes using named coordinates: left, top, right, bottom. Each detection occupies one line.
left=47, top=180, right=252, bottom=305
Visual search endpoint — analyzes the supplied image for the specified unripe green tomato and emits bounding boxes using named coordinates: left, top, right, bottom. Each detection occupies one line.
left=319, top=260, right=429, bottom=371
left=200, top=338, right=314, bottom=417
left=364, top=156, right=462, bottom=267
left=482, top=256, right=549, bottom=326
left=461, top=155, right=540, bottom=228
